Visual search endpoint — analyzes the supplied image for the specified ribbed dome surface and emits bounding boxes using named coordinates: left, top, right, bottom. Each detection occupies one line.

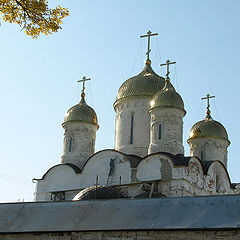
left=189, top=115, right=228, bottom=141
left=63, top=94, right=98, bottom=127
left=151, top=80, right=185, bottom=111
left=116, top=64, right=165, bottom=102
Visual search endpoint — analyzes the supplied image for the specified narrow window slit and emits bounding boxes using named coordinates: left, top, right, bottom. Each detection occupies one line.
left=130, top=113, right=134, bottom=144
left=159, top=124, right=162, bottom=139
left=216, top=175, right=220, bottom=193
left=69, top=137, right=72, bottom=152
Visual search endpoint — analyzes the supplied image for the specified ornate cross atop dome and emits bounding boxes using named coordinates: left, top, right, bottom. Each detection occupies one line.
left=140, top=30, right=158, bottom=64
left=78, top=76, right=91, bottom=95
left=160, top=59, right=176, bottom=78
left=201, top=93, right=215, bottom=116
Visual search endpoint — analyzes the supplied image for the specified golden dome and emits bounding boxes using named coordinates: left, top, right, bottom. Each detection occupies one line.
left=63, top=93, right=99, bottom=128
left=188, top=113, right=229, bottom=142
left=151, top=78, right=185, bottom=112
left=115, top=64, right=165, bottom=103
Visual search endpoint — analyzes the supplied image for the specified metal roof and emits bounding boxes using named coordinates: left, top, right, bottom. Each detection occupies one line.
left=151, top=79, right=185, bottom=112
left=63, top=93, right=98, bottom=128
left=115, top=64, right=165, bottom=103
left=188, top=114, right=229, bottom=142
left=1, top=195, right=240, bottom=233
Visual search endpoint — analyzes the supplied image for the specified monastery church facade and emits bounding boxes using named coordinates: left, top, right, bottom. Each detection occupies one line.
left=34, top=31, right=239, bottom=202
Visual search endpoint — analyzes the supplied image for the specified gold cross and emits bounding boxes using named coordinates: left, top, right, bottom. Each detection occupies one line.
left=201, top=93, right=215, bottom=111
left=77, top=76, right=91, bottom=94
left=160, top=59, right=176, bottom=78
left=140, top=30, right=158, bottom=61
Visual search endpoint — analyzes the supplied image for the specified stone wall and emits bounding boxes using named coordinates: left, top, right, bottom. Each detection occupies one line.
left=1, top=230, right=240, bottom=240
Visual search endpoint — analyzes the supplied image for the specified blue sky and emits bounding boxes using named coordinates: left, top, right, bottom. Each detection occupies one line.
left=0, top=0, right=240, bottom=202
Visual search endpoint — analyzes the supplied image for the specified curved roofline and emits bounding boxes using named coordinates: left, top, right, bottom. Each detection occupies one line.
left=140, top=152, right=231, bottom=181
left=36, top=151, right=232, bottom=190
left=81, top=149, right=142, bottom=170
left=208, top=159, right=232, bottom=185
left=189, top=156, right=212, bottom=174
left=188, top=156, right=207, bottom=175
left=186, top=158, right=232, bottom=190
left=36, top=163, right=81, bottom=181
left=114, top=64, right=165, bottom=105
left=66, top=99, right=95, bottom=112
left=186, top=156, right=232, bottom=185
left=188, top=117, right=230, bottom=143
left=63, top=100, right=99, bottom=128
left=140, top=152, right=191, bottom=168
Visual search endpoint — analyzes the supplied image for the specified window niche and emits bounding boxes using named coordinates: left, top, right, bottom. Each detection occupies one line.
left=69, top=137, right=73, bottom=152
left=158, top=124, right=162, bottom=140
left=130, top=112, right=134, bottom=144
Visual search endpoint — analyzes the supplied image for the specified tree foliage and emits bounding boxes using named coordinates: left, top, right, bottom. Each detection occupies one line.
left=0, top=0, right=69, bottom=38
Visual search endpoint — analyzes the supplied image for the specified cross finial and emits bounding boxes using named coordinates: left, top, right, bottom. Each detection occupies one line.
left=160, top=59, right=176, bottom=78
left=201, top=93, right=215, bottom=117
left=140, top=30, right=158, bottom=64
left=77, top=76, right=91, bottom=95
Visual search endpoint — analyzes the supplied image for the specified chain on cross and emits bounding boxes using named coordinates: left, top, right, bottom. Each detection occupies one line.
left=160, top=59, right=176, bottom=78
left=201, top=93, right=215, bottom=112
left=77, top=76, right=91, bottom=94
left=140, top=30, right=158, bottom=62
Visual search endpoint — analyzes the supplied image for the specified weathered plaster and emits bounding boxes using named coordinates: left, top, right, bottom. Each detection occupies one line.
left=114, top=97, right=152, bottom=157
left=148, top=107, right=185, bottom=155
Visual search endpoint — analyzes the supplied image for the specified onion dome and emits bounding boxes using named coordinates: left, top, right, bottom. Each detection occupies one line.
left=63, top=93, right=99, bottom=128
left=150, top=76, right=185, bottom=112
left=188, top=109, right=229, bottom=142
left=115, top=61, right=166, bottom=103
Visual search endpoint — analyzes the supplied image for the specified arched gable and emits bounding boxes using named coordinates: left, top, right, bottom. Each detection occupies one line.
left=80, top=149, right=132, bottom=188
left=36, top=164, right=81, bottom=193
left=184, top=157, right=204, bottom=188
left=136, top=153, right=174, bottom=181
left=205, top=160, right=232, bottom=194
left=38, top=163, right=81, bottom=180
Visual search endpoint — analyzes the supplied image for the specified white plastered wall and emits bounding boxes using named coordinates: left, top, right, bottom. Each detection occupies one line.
left=35, top=151, right=234, bottom=201
left=80, top=150, right=132, bottom=187
left=136, top=155, right=174, bottom=182
left=188, top=138, right=229, bottom=168
left=35, top=165, right=82, bottom=201
left=61, top=122, right=98, bottom=168
left=35, top=150, right=132, bottom=201
left=204, top=161, right=232, bottom=195
left=148, top=108, right=185, bottom=155
left=114, top=97, right=151, bottom=157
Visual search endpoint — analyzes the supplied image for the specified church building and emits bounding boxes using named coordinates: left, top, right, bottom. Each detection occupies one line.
left=1, top=30, right=240, bottom=240
left=33, top=31, right=239, bottom=202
